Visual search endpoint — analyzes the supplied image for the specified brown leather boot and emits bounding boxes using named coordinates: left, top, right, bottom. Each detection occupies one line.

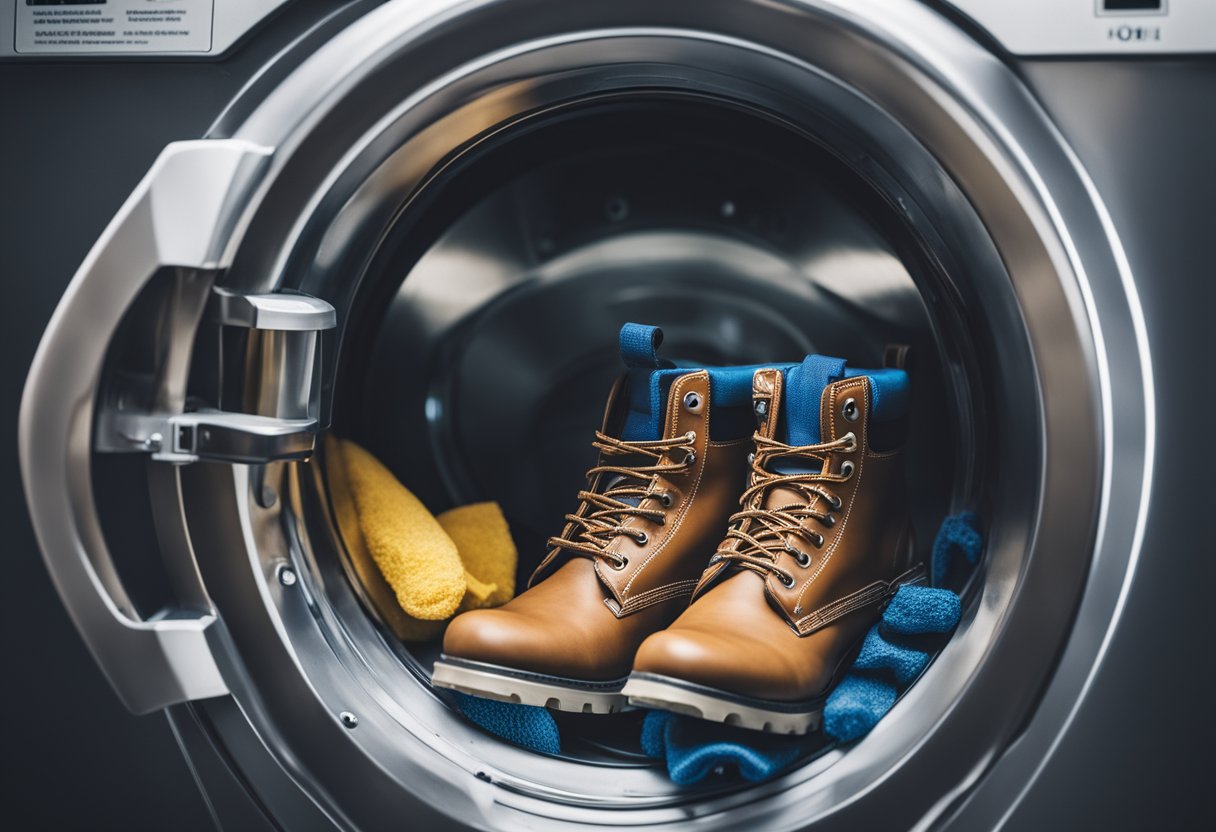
left=623, top=356, right=922, bottom=733
left=433, top=325, right=753, bottom=713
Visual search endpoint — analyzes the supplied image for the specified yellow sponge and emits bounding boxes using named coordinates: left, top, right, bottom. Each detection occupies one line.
left=337, top=439, right=466, bottom=621
left=324, top=436, right=443, bottom=641
left=438, top=503, right=517, bottom=610
left=324, top=437, right=519, bottom=642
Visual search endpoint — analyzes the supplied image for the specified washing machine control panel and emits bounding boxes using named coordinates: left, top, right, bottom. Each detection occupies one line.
left=946, top=0, right=1216, bottom=54
left=0, top=0, right=288, bottom=57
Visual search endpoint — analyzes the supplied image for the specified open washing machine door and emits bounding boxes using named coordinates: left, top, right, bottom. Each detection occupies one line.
left=19, top=0, right=1154, bottom=829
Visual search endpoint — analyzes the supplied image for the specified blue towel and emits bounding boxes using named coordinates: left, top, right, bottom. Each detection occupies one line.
left=641, top=710, right=809, bottom=785
left=931, top=511, right=983, bottom=586
left=451, top=692, right=561, bottom=755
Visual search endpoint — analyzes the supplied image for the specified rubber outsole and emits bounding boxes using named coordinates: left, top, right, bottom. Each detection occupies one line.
left=432, top=657, right=628, bottom=714
left=622, top=673, right=823, bottom=734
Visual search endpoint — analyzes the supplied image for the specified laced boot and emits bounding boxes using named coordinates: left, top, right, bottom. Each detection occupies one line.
left=623, top=355, right=922, bottom=733
left=433, top=324, right=754, bottom=712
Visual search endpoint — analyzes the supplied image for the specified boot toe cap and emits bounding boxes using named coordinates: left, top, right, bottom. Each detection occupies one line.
left=633, top=627, right=813, bottom=702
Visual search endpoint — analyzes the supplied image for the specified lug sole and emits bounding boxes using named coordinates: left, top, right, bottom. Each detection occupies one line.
left=622, top=673, right=823, bottom=735
left=432, top=657, right=629, bottom=714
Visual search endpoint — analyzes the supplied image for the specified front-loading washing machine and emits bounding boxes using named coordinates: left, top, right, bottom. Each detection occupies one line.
left=7, top=0, right=1211, bottom=828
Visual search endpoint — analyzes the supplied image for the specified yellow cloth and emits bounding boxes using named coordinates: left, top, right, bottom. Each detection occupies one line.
left=324, top=436, right=517, bottom=641
left=437, top=503, right=516, bottom=610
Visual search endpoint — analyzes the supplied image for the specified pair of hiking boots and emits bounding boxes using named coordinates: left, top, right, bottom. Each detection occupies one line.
left=433, top=324, right=922, bottom=735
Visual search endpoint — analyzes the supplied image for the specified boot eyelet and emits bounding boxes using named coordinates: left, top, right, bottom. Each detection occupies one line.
left=634, top=531, right=649, bottom=546
left=842, top=398, right=859, bottom=422
left=611, top=556, right=629, bottom=571
left=841, top=431, right=858, bottom=452
left=682, top=451, right=697, bottom=466
left=779, top=572, right=795, bottom=588
left=657, top=491, right=674, bottom=508
left=683, top=391, right=703, bottom=413
left=827, top=493, right=843, bottom=510
left=839, top=460, right=855, bottom=480
left=747, top=452, right=755, bottom=464
left=822, top=513, right=837, bottom=528
left=793, top=550, right=811, bottom=568
left=810, top=532, right=825, bottom=548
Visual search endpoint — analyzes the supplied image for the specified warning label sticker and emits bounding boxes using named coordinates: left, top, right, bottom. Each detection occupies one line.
left=16, top=0, right=214, bottom=54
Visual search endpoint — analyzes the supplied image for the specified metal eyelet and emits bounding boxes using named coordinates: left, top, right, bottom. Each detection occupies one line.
left=841, top=431, right=858, bottom=452
left=657, top=491, right=674, bottom=508
left=779, top=572, right=795, bottom=588
left=610, top=556, right=629, bottom=571
left=810, top=532, right=825, bottom=548
left=827, top=493, right=843, bottom=510
left=634, top=531, right=649, bottom=546
left=683, top=391, right=703, bottom=413
left=683, top=451, right=697, bottom=466
left=747, top=452, right=755, bottom=464
left=839, top=460, right=855, bottom=480
left=822, top=513, right=837, bottom=528
left=842, top=397, right=859, bottom=422
left=793, top=550, right=811, bottom=568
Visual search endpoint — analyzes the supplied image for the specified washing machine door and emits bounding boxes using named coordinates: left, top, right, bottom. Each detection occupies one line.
left=19, top=1, right=1153, bottom=829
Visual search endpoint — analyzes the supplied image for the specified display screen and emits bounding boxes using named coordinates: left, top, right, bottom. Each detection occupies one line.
left=1102, top=0, right=1164, bottom=11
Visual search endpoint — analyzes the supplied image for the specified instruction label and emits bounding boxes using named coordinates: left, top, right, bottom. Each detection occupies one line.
left=16, top=0, right=215, bottom=54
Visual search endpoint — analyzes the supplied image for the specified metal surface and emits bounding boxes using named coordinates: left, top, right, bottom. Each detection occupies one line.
left=0, top=0, right=293, bottom=57
left=209, top=289, right=336, bottom=331
left=943, top=0, right=1216, bottom=55
left=17, top=139, right=273, bottom=714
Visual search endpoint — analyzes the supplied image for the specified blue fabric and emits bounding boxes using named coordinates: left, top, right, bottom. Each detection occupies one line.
left=821, top=675, right=900, bottom=744
left=881, top=585, right=962, bottom=636
left=618, top=319, right=797, bottom=441
left=619, top=322, right=672, bottom=369
left=931, top=511, right=983, bottom=586
left=851, top=624, right=932, bottom=687
left=784, top=355, right=847, bottom=446
left=451, top=692, right=561, bottom=755
left=641, top=710, right=807, bottom=785
left=782, top=356, right=910, bottom=447
left=843, top=366, right=910, bottom=422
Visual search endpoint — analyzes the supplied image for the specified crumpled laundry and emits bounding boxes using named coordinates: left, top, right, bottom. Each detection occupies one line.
left=822, top=584, right=961, bottom=742
left=324, top=435, right=517, bottom=641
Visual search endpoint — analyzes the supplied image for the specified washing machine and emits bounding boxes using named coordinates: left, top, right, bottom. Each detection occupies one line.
left=8, top=0, right=1212, bottom=828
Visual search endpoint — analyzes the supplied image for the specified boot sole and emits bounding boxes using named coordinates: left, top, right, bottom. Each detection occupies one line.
left=622, top=673, right=824, bottom=735
left=432, top=656, right=629, bottom=714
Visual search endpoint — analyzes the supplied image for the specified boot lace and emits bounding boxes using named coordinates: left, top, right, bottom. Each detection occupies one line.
left=713, top=431, right=857, bottom=587
left=548, top=431, right=697, bottom=570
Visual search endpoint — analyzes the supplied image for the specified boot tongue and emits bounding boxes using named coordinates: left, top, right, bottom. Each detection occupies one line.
left=617, top=322, right=684, bottom=443
left=607, top=324, right=688, bottom=499
left=782, top=355, right=847, bottom=447
left=769, top=355, right=847, bottom=478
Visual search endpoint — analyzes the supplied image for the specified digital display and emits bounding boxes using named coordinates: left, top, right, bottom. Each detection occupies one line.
left=1102, top=0, right=1164, bottom=11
